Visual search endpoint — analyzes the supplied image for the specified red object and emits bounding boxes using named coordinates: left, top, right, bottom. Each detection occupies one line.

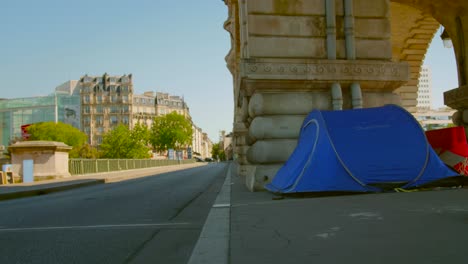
left=21, top=124, right=31, bottom=140
left=425, top=126, right=468, bottom=175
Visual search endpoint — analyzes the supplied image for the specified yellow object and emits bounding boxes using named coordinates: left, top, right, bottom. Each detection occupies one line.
left=0, top=171, right=6, bottom=185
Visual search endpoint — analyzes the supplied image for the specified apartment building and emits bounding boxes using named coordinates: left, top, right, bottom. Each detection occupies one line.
left=79, top=73, right=133, bottom=146
left=155, top=92, right=190, bottom=118
left=1, top=73, right=212, bottom=158
left=133, top=92, right=156, bottom=127
left=417, top=66, right=433, bottom=110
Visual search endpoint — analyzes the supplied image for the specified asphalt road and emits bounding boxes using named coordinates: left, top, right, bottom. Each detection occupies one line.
left=0, top=162, right=228, bottom=264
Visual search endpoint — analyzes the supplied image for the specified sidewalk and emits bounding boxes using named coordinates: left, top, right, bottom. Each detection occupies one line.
left=0, top=162, right=207, bottom=201
left=227, top=163, right=468, bottom=264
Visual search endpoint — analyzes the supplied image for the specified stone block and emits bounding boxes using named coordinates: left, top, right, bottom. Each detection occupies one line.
left=355, top=18, right=391, bottom=39
left=355, top=39, right=392, bottom=60
left=395, top=86, right=418, bottom=93
left=246, top=164, right=283, bottom=191
left=247, top=139, right=297, bottom=164
left=249, top=92, right=331, bottom=117
left=462, top=109, right=468, bottom=124
left=249, top=115, right=305, bottom=140
left=354, top=0, right=389, bottom=17
left=248, top=15, right=325, bottom=37
left=249, top=36, right=327, bottom=58
left=399, top=92, right=418, bottom=100
left=400, top=98, right=417, bottom=107
left=362, top=92, right=401, bottom=108
left=247, top=0, right=325, bottom=15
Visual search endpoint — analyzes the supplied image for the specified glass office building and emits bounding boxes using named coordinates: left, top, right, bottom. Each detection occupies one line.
left=0, top=94, right=80, bottom=148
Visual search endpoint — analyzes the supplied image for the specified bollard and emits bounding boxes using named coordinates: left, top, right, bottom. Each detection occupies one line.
left=0, top=171, right=6, bottom=185
left=5, top=172, right=14, bottom=184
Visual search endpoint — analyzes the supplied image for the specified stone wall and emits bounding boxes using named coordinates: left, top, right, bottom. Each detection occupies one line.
left=8, top=141, right=72, bottom=181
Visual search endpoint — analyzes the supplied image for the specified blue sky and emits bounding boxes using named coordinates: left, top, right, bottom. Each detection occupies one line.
left=0, top=1, right=460, bottom=140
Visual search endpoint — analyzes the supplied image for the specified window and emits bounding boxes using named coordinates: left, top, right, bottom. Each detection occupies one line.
left=83, top=106, right=90, bottom=114
left=123, top=116, right=129, bottom=124
left=110, top=106, right=119, bottom=113
left=83, top=95, right=90, bottom=103
left=96, top=105, right=103, bottom=113
left=83, top=117, right=91, bottom=125
left=122, top=95, right=128, bottom=103
left=96, top=96, right=103, bottom=103
left=110, top=116, right=118, bottom=125
left=96, top=116, right=103, bottom=125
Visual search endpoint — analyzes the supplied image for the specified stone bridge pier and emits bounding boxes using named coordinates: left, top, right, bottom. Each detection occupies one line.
left=223, top=0, right=468, bottom=191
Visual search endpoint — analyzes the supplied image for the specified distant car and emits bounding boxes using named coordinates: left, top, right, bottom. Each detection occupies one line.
left=194, top=157, right=203, bottom=162
left=204, top=157, right=214, bottom=162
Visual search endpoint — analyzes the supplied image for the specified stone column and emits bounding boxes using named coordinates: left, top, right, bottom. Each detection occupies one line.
left=8, top=141, right=72, bottom=181
left=225, top=0, right=409, bottom=191
left=443, top=16, right=468, bottom=135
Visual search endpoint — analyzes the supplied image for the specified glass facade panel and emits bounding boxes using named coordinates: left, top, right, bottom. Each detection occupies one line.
left=0, top=94, right=80, bottom=147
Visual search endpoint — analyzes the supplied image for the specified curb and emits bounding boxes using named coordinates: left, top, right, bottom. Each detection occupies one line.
left=0, top=163, right=209, bottom=202
left=0, top=179, right=105, bottom=201
left=188, top=163, right=231, bottom=264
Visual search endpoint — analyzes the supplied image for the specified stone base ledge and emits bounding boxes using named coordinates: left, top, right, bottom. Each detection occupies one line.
left=444, top=85, right=468, bottom=109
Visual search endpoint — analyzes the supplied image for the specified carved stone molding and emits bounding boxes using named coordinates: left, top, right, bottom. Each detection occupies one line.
left=240, top=59, right=410, bottom=83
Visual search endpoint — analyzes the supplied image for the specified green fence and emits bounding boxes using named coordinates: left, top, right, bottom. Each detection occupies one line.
left=69, top=159, right=195, bottom=175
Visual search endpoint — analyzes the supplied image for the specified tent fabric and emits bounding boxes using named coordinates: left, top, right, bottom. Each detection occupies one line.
left=265, top=105, right=458, bottom=194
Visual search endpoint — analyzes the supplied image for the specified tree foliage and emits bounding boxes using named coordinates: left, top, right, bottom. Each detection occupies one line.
left=150, top=112, right=193, bottom=152
left=27, top=122, right=88, bottom=158
left=211, top=143, right=226, bottom=161
left=73, top=143, right=100, bottom=159
left=100, top=123, right=151, bottom=159
left=27, top=122, right=87, bottom=147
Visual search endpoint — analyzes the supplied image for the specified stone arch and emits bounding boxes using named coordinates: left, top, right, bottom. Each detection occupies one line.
left=390, top=2, right=440, bottom=113
left=390, top=0, right=468, bottom=112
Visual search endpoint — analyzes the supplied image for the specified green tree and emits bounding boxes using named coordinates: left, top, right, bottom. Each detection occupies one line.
left=100, top=124, right=151, bottom=159
left=27, top=122, right=88, bottom=158
left=211, top=143, right=226, bottom=161
left=150, top=112, right=193, bottom=152
left=74, top=143, right=100, bottom=159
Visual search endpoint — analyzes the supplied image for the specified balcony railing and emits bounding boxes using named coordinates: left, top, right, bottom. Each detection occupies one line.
left=69, top=159, right=195, bottom=175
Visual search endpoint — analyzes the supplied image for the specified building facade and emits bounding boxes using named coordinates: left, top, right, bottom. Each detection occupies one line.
left=0, top=93, right=80, bottom=148
left=417, top=66, right=433, bottom=110
left=414, top=107, right=456, bottom=130
left=155, top=92, right=190, bottom=118
left=133, top=92, right=156, bottom=127
left=1, top=73, right=213, bottom=158
left=79, top=73, right=133, bottom=146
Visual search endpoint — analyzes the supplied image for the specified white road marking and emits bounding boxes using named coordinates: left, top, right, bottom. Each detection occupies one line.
left=0, top=222, right=192, bottom=232
left=213, top=203, right=230, bottom=208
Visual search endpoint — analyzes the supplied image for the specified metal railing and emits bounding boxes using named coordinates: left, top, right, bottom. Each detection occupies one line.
left=69, top=159, right=195, bottom=175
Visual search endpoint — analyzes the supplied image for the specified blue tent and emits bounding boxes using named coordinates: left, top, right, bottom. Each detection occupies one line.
left=265, top=105, right=459, bottom=194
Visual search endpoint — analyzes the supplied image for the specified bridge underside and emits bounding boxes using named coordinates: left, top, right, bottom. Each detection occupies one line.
left=224, top=0, right=468, bottom=191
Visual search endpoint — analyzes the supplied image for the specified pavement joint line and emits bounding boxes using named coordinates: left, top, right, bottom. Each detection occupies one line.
left=0, top=222, right=193, bottom=232
left=187, top=163, right=231, bottom=264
